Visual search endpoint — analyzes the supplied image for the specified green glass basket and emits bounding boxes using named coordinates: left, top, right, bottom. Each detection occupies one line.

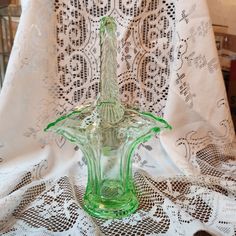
left=45, top=16, right=171, bottom=219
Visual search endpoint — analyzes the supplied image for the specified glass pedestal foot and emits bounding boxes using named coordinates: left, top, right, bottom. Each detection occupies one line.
left=83, top=180, right=139, bottom=219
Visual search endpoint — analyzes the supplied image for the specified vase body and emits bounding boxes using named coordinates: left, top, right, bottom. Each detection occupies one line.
left=82, top=116, right=139, bottom=219
left=46, top=105, right=171, bottom=218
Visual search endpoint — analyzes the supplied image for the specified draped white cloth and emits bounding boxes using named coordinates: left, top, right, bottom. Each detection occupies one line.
left=0, top=0, right=235, bottom=235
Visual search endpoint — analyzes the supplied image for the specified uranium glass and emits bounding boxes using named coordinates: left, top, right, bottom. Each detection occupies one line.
left=45, top=16, right=171, bottom=219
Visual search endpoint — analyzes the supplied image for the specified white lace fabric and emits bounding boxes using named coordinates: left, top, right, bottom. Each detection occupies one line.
left=0, top=0, right=235, bottom=235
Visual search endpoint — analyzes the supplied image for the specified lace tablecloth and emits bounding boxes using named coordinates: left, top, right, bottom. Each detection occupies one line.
left=0, top=0, right=235, bottom=235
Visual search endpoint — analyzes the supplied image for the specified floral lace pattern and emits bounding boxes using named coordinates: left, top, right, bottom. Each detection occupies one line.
left=53, top=0, right=175, bottom=115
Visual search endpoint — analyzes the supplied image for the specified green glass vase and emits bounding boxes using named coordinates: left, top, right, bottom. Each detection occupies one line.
left=45, top=16, right=171, bottom=219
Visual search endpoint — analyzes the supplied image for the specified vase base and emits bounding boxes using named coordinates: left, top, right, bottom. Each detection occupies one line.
left=83, top=180, right=139, bottom=219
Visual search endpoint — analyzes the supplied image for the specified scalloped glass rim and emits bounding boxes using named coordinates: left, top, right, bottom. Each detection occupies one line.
left=45, top=105, right=172, bottom=134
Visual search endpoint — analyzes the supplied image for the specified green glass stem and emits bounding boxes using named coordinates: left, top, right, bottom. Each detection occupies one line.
left=45, top=17, right=171, bottom=219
